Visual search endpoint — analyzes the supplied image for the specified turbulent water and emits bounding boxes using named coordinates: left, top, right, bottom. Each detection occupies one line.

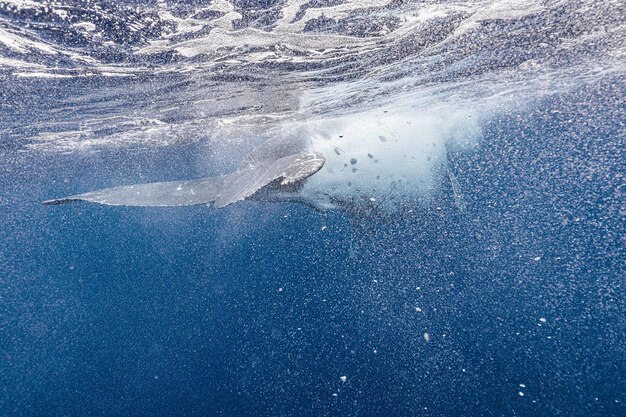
left=0, top=1, right=624, bottom=416
left=1, top=0, right=622, bottom=152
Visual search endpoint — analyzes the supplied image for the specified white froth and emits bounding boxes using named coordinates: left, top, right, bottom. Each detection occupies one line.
left=0, top=28, right=58, bottom=54
left=297, top=103, right=481, bottom=211
left=13, top=71, right=72, bottom=78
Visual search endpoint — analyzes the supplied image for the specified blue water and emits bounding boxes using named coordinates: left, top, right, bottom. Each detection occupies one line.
left=1, top=76, right=624, bottom=416
left=1, top=1, right=625, bottom=416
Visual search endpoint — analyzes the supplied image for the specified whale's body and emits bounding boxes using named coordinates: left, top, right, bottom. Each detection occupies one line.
left=44, top=114, right=452, bottom=213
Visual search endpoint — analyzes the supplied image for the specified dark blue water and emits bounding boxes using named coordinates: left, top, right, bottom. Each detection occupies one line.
left=1, top=76, right=623, bottom=416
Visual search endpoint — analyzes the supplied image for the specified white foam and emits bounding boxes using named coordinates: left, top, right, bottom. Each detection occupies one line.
left=72, top=22, right=96, bottom=32
left=275, top=0, right=395, bottom=33
left=13, top=71, right=72, bottom=78
left=0, top=57, right=46, bottom=69
left=452, top=0, right=545, bottom=38
left=139, top=27, right=371, bottom=58
left=0, top=28, right=58, bottom=54
left=296, top=101, right=482, bottom=210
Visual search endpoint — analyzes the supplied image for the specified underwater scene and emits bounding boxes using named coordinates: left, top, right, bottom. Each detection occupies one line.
left=0, top=0, right=624, bottom=416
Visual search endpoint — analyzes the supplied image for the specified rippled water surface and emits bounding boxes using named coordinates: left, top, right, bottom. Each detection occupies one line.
left=1, top=1, right=624, bottom=416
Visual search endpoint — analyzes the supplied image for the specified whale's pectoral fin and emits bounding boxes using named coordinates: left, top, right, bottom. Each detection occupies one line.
left=43, top=151, right=325, bottom=208
left=42, top=176, right=227, bottom=207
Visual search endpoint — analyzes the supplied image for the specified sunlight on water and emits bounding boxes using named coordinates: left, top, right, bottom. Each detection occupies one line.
left=1, top=0, right=622, bottom=155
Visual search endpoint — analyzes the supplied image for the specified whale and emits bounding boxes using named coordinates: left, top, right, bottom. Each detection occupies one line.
left=44, top=136, right=327, bottom=208
left=43, top=112, right=466, bottom=214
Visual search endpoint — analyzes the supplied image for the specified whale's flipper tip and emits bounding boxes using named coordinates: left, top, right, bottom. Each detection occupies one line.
left=42, top=198, right=78, bottom=205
